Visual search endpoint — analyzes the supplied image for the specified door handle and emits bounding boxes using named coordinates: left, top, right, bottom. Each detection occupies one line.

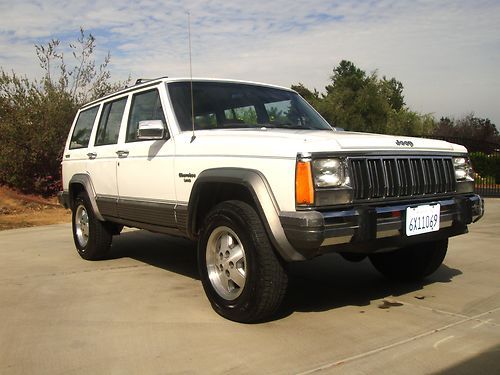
left=116, top=150, right=129, bottom=158
left=87, top=152, right=97, bottom=160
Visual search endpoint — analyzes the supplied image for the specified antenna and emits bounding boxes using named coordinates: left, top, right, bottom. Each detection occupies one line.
left=187, top=11, right=196, bottom=143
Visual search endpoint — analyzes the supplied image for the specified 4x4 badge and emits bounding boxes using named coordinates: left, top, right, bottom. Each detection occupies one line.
left=396, top=140, right=414, bottom=147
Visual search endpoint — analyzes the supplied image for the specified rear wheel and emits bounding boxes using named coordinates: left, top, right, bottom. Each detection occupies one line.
left=369, top=239, right=448, bottom=281
left=72, top=192, right=112, bottom=260
left=198, top=201, right=288, bottom=323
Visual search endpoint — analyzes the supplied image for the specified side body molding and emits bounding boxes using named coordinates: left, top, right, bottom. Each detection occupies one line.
left=187, top=168, right=306, bottom=261
left=68, top=174, right=105, bottom=221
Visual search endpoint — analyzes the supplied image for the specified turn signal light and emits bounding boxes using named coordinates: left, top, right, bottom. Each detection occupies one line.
left=296, top=161, right=314, bottom=205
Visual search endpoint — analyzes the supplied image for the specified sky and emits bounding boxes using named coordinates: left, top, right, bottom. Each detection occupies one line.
left=1, top=0, right=499, bottom=126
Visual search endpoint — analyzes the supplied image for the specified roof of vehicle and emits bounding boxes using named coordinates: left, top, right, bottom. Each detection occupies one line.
left=80, top=77, right=296, bottom=110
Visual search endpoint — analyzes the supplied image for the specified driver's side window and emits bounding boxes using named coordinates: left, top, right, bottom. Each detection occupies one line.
left=223, top=105, right=257, bottom=125
left=126, top=89, right=166, bottom=142
left=265, top=100, right=296, bottom=125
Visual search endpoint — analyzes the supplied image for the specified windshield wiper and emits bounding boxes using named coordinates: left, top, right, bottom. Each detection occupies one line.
left=258, top=123, right=321, bottom=130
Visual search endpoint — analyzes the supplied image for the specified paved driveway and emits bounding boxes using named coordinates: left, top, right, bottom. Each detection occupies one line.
left=1, top=199, right=499, bottom=374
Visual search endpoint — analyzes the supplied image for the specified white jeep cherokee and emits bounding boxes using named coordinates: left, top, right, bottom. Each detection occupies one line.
left=59, top=77, right=484, bottom=322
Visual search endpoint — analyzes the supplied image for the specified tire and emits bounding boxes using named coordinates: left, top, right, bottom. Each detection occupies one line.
left=369, top=239, right=448, bottom=281
left=72, top=192, right=112, bottom=260
left=198, top=201, right=288, bottom=323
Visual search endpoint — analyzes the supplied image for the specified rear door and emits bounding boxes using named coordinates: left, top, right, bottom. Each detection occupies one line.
left=86, top=95, right=128, bottom=218
left=63, top=105, right=100, bottom=190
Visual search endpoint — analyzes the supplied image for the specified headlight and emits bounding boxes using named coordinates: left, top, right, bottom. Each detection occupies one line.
left=312, top=158, right=346, bottom=187
left=453, top=156, right=474, bottom=181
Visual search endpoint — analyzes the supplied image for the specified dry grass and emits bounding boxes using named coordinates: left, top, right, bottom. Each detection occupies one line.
left=0, top=186, right=71, bottom=231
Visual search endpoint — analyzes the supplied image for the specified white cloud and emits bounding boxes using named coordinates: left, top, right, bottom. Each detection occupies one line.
left=1, top=0, right=499, bottom=125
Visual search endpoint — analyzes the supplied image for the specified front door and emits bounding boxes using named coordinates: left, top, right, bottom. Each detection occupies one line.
left=115, top=87, right=177, bottom=228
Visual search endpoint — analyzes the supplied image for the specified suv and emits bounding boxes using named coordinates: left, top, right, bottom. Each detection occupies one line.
left=59, top=77, right=484, bottom=322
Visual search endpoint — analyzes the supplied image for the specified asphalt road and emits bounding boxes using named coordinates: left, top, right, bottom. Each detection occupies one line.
left=1, top=199, right=499, bottom=374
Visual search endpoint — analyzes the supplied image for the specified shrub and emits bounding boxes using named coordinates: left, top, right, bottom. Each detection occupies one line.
left=470, top=152, right=500, bottom=184
left=0, top=29, right=129, bottom=196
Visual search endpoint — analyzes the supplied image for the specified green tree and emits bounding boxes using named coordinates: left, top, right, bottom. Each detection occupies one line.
left=0, top=28, right=129, bottom=195
left=328, top=60, right=366, bottom=93
left=381, top=77, right=405, bottom=111
left=291, top=83, right=320, bottom=106
left=320, top=61, right=391, bottom=133
left=387, top=110, right=435, bottom=136
left=292, top=60, right=434, bottom=135
left=434, top=114, right=499, bottom=143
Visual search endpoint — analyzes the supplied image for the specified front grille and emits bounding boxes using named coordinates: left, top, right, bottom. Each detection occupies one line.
left=350, top=156, right=456, bottom=200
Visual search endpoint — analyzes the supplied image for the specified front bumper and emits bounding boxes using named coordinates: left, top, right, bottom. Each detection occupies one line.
left=280, top=194, right=484, bottom=259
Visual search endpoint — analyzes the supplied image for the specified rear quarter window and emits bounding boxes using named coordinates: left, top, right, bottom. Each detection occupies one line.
left=70, top=106, right=99, bottom=149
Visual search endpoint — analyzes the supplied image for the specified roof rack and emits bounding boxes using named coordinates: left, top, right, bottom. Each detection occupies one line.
left=135, top=76, right=168, bottom=85
left=81, top=76, right=170, bottom=109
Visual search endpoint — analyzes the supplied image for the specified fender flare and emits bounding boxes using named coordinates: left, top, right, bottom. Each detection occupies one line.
left=187, top=168, right=305, bottom=261
left=68, top=174, right=105, bottom=221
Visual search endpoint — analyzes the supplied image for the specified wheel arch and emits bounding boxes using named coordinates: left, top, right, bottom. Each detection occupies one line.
left=68, top=174, right=104, bottom=221
left=187, top=168, right=305, bottom=261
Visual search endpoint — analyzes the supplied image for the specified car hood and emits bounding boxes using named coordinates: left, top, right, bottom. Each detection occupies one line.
left=175, top=128, right=466, bottom=158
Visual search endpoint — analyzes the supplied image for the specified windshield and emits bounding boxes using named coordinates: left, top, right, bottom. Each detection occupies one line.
left=167, top=81, right=332, bottom=131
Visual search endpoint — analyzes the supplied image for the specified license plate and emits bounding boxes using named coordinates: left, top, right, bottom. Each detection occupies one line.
left=406, top=204, right=440, bottom=236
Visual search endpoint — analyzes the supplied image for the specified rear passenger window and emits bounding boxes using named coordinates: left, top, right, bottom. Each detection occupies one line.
left=95, top=97, right=127, bottom=146
left=126, top=89, right=166, bottom=142
left=70, top=106, right=99, bottom=149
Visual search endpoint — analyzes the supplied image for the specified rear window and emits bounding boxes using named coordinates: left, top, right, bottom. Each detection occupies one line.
left=70, top=106, right=99, bottom=149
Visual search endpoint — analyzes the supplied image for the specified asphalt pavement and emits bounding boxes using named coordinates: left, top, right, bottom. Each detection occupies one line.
left=1, top=199, right=499, bottom=374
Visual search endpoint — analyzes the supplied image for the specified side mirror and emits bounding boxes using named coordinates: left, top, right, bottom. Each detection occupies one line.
left=137, top=120, right=167, bottom=140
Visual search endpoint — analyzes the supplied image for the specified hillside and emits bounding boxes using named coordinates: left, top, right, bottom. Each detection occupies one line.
left=0, top=186, right=70, bottom=230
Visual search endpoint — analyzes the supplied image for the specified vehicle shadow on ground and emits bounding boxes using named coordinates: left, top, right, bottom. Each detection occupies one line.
left=278, top=254, right=462, bottom=319
left=108, top=230, right=462, bottom=320
left=108, top=230, right=200, bottom=280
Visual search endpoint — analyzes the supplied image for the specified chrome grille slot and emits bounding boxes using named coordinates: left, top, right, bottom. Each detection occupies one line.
left=384, top=159, right=398, bottom=197
left=349, top=156, right=456, bottom=201
left=351, top=159, right=368, bottom=199
left=411, top=159, right=423, bottom=195
left=423, top=159, right=434, bottom=194
left=367, top=159, right=384, bottom=198
left=397, top=158, right=411, bottom=196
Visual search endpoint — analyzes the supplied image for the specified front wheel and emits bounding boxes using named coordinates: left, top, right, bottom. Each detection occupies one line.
left=72, top=192, right=112, bottom=260
left=369, top=239, right=448, bottom=281
left=198, top=201, right=288, bottom=323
